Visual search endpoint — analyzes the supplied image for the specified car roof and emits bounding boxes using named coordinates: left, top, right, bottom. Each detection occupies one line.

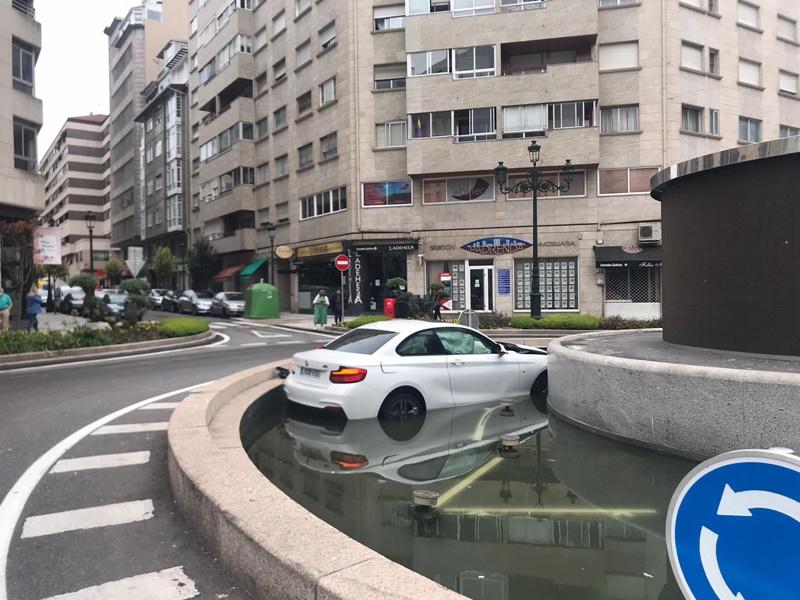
left=360, top=319, right=464, bottom=334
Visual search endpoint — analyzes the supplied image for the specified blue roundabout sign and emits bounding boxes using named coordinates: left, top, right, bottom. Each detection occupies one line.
left=667, top=449, right=800, bottom=600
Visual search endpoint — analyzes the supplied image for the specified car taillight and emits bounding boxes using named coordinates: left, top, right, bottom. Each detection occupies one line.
left=330, top=451, right=368, bottom=470
left=316, top=343, right=326, bottom=349
left=329, top=367, right=367, bottom=384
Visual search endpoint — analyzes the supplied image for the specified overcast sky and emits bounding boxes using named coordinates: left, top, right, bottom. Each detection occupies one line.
left=37, top=0, right=137, bottom=152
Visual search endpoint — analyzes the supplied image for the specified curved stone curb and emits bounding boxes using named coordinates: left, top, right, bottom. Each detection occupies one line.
left=548, top=330, right=800, bottom=459
left=168, top=363, right=466, bottom=600
left=0, top=330, right=216, bottom=370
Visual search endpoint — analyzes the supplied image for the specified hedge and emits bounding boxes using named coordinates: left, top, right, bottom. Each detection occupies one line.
left=509, top=315, right=602, bottom=330
left=344, top=315, right=391, bottom=329
left=158, top=317, right=210, bottom=337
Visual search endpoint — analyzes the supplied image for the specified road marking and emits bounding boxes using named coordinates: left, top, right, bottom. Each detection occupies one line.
left=0, top=381, right=214, bottom=600
left=274, top=340, right=314, bottom=346
left=266, top=325, right=337, bottom=338
left=208, top=324, right=227, bottom=330
left=140, top=402, right=180, bottom=410
left=92, top=423, right=168, bottom=435
left=50, top=451, right=151, bottom=473
left=251, top=330, right=289, bottom=339
left=21, top=500, right=155, bottom=538
left=41, top=566, right=199, bottom=599
left=240, top=342, right=268, bottom=347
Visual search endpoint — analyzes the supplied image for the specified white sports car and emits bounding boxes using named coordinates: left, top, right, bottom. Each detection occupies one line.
left=285, top=319, right=548, bottom=420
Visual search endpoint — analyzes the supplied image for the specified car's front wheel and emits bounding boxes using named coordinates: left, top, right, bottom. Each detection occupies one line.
left=378, top=389, right=426, bottom=422
left=531, top=371, right=548, bottom=397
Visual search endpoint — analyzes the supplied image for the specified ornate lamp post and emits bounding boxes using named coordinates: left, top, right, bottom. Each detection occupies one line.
left=84, top=211, right=96, bottom=274
left=495, top=141, right=574, bottom=318
left=264, top=221, right=277, bottom=284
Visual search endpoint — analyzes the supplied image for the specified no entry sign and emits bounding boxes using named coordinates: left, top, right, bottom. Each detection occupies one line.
left=334, top=254, right=350, bottom=272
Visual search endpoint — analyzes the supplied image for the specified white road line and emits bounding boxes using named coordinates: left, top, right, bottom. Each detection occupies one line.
left=251, top=331, right=289, bottom=339
left=41, top=566, right=199, bottom=600
left=208, top=324, right=227, bottom=330
left=273, top=340, right=311, bottom=345
left=21, top=500, right=154, bottom=539
left=91, top=423, right=168, bottom=435
left=0, top=381, right=214, bottom=600
left=240, top=343, right=268, bottom=347
left=267, top=324, right=337, bottom=338
left=50, top=451, right=151, bottom=473
left=139, top=402, right=180, bottom=410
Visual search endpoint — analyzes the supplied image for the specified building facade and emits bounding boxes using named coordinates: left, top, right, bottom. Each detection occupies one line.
left=0, top=0, right=44, bottom=294
left=135, top=41, right=191, bottom=289
left=187, top=0, right=800, bottom=317
left=105, top=0, right=189, bottom=263
left=39, top=115, right=112, bottom=280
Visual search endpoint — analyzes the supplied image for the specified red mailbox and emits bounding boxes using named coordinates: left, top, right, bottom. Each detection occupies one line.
left=383, top=297, right=397, bottom=319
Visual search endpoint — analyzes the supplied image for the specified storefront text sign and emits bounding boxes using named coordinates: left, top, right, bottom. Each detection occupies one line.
left=33, top=228, right=62, bottom=265
left=462, top=237, right=532, bottom=255
left=497, top=268, right=511, bottom=296
left=297, top=241, right=344, bottom=259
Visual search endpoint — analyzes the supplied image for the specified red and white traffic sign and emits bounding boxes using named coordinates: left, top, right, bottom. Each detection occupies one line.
left=334, top=254, right=351, bottom=272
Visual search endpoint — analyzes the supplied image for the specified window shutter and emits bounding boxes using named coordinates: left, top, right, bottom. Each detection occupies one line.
left=780, top=71, right=798, bottom=94
left=738, top=59, right=760, bottom=85
left=681, top=43, right=703, bottom=71
left=599, top=42, right=639, bottom=71
left=374, top=4, right=404, bottom=18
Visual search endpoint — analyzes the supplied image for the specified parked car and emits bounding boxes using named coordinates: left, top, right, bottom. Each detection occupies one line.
left=147, top=288, right=170, bottom=310
left=178, top=290, right=213, bottom=315
left=210, top=291, right=245, bottom=318
left=56, top=286, right=85, bottom=314
left=99, top=291, right=128, bottom=317
left=285, top=320, right=548, bottom=420
left=160, top=290, right=181, bottom=313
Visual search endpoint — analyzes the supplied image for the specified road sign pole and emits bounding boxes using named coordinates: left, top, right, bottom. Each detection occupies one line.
left=340, top=270, right=345, bottom=324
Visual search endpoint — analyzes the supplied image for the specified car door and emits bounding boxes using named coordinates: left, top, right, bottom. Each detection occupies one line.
left=378, top=330, right=454, bottom=412
left=435, top=327, right=521, bottom=404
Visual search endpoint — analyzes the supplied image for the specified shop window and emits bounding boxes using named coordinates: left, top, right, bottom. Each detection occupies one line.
left=514, top=258, right=578, bottom=311
left=422, top=175, right=495, bottom=203
left=362, top=181, right=412, bottom=206
left=605, top=267, right=661, bottom=303
left=598, top=167, right=658, bottom=195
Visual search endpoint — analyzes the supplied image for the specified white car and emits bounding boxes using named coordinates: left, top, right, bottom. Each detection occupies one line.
left=285, top=320, right=548, bottom=420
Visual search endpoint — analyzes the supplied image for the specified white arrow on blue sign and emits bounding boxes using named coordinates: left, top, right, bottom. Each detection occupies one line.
left=667, top=448, right=800, bottom=600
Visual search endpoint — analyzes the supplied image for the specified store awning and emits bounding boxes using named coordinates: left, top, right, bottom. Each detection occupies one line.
left=594, top=246, right=663, bottom=268
left=212, top=264, right=246, bottom=282
left=240, top=258, right=267, bottom=280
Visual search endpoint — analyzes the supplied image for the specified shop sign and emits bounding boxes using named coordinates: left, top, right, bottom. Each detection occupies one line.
left=539, top=241, right=577, bottom=247
left=33, top=228, right=62, bottom=265
left=296, top=241, right=344, bottom=259
left=462, top=237, right=531, bottom=255
left=351, top=241, right=418, bottom=253
left=497, top=268, right=511, bottom=296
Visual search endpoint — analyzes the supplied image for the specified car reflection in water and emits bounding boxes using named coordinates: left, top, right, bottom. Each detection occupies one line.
left=244, top=388, right=693, bottom=600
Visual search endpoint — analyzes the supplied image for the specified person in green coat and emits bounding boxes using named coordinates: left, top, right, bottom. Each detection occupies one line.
left=312, top=289, right=329, bottom=329
left=0, top=286, right=12, bottom=332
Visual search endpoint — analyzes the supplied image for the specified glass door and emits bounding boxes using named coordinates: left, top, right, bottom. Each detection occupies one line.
left=468, top=267, right=494, bottom=312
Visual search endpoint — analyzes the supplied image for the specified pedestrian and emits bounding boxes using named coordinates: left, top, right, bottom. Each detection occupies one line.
left=25, top=286, right=43, bottom=332
left=312, top=289, right=329, bottom=329
left=331, top=290, right=342, bottom=325
left=0, top=286, right=12, bottom=333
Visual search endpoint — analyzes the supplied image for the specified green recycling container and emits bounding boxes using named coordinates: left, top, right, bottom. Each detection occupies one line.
left=244, top=282, right=280, bottom=319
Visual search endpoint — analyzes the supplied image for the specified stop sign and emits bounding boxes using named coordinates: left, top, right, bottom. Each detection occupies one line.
left=334, top=254, right=350, bottom=272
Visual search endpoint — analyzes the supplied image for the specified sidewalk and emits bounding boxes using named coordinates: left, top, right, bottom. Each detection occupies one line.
left=9, top=312, right=88, bottom=333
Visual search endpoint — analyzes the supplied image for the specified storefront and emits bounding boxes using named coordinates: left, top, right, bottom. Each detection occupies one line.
left=594, top=245, right=663, bottom=320
left=295, top=241, right=345, bottom=313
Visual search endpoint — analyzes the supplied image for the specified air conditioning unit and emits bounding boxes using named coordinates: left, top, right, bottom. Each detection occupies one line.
left=638, top=222, right=662, bottom=245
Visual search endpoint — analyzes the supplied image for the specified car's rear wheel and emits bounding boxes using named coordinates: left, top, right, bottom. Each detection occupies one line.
left=378, top=389, right=426, bottom=423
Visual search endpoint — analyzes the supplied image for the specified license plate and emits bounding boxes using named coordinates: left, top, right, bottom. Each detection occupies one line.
left=300, top=366, right=321, bottom=379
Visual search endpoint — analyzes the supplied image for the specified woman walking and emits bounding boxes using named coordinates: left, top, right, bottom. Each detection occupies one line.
left=312, top=289, right=329, bottom=329
left=330, top=290, right=342, bottom=325
left=25, top=286, right=43, bottom=332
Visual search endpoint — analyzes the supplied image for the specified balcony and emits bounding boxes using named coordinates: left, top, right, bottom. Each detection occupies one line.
left=201, top=96, right=255, bottom=143
left=195, top=53, right=254, bottom=114
left=12, top=0, right=34, bottom=18
left=210, top=228, right=256, bottom=255
left=199, top=185, right=256, bottom=222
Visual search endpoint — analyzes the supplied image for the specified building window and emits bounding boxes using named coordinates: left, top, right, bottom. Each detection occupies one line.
left=376, top=121, right=407, bottom=147
left=407, top=0, right=451, bottom=15
left=681, top=105, right=703, bottom=133
left=167, top=195, right=183, bottom=230
left=154, top=174, right=163, bottom=191
left=146, top=180, right=154, bottom=195
left=362, top=181, right=412, bottom=206
left=739, top=117, right=761, bottom=143
left=779, top=70, right=799, bottom=95
left=297, top=90, right=312, bottom=115
left=274, top=106, right=287, bottom=129
left=737, top=1, right=759, bottom=29
left=778, top=15, right=798, bottom=43
left=515, top=258, right=579, bottom=311
left=155, top=139, right=162, bottom=158
left=408, top=49, right=450, bottom=77
left=300, top=186, right=347, bottom=219
left=199, top=122, right=254, bottom=161
left=680, top=42, right=703, bottom=71
left=256, top=163, right=269, bottom=184
left=296, top=40, right=311, bottom=67
left=255, top=28, right=267, bottom=51
left=709, top=109, right=720, bottom=136
left=255, top=72, right=267, bottom=94
left=374, top=63, right=407, bottom=89
left=506, top=170, right=586, bottom=199
left=13, top=117, right=37, bottom=171
left=452, top=0, right=494, bottom=17
left=319, top=22, right=336, bottom=51
left=295, top=0, right=311, bottom=16
left=273, top=58, right=287, bottom=82
left=605, top=266, right=661, bottom=304
left=275, top=154, right=288, bottom=177
left=501, top=0, right=546, bottom=10
left=598, top=167, right=659, bottom=195
left=548, top=101, right=596, bottom=130
left=502, top=104, right=546, bottom=138
left=738, top=58, right=761, bottom=87
left=12, top=39, right=36, bottom=95
left=600, top=105, right=640, bottom=134
left=320, top=132, right=338, bottom=160
left=374, top=4, right=404, bottom=30
left=410, top=111, right=452, bottom=138
left=598, top=0, right=638, bottom=6
left=256, top=118, right=268, bottom=139
left=273, top=10, right=286, bottom=35
left=298, top=143, right=314, bottom=169
left=320, top=77, right=336, bottom=105
left=452, top=45, right=495, bottom=78
left=453, top=107, right=496, bottom=142
left=422, top=175, right=495, bottom=203
left=708, top=48, right=719, bottom=75
left=780, top=125, right=800, bottom=138
left=598, top=41, right=639, bottom=71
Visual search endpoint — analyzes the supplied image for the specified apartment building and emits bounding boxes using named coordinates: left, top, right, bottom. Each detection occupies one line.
left=39, top=115, right=112, bottom=279
left=135, top=40, right=191, bottom=289
left=188, top=0, right=800, bottom=317
left=105, top=0, right=189, bottom=263
left=0, top=0, right=44, bottom=292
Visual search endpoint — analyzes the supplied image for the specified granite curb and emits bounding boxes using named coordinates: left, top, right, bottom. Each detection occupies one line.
left=167, top=363, right=466, bottom=600
left=0, top=330, right=217, bottom=370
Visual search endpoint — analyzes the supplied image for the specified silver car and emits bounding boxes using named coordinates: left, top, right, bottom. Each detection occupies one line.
left=178, top=290, right=213, bottom=315
left=210, top=291, right=245, bottom=318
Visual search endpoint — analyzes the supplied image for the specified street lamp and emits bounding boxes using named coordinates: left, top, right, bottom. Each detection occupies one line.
left=84, top=211, right=96, bottom=274
left=264, top=221, right=277, bottom=284
left=495, top=141, right=574, bottom=319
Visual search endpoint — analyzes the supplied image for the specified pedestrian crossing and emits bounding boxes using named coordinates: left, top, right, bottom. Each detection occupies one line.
left=21, top=500, right=155, bottom=539
left=50, top=451, right=151, bottom=473
left=40, top=567, right=198, bottom=600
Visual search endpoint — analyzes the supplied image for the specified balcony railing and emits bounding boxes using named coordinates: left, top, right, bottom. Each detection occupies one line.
left=12, top=0, right=35, bottom=18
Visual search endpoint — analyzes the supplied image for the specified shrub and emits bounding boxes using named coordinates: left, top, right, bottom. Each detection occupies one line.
left=344, top=315, right=391, bottom=329
left=120, top=278, right=150, bottom=296
left=478, top=311, right=511, bottom=329
left=600, top=316, right=663, bottom=330
left=158, top=317, right=210, bottom=337
left=0, top=325, right=162, bottom=355
left=68, top=274, right=97, bottom=295
left=509, top=314, right=602, bottom=330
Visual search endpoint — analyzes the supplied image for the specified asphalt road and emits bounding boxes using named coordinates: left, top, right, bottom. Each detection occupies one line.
left=0, top=314, right=333, bottom=599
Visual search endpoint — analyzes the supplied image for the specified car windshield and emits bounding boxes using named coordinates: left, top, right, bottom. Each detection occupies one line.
left=108, top=294, right=127, bottom=303
left=324, top=328, right=397, bottom=354
left=196, top=292, right=213, bottom=299
left=225, top=293, right=244, bottom=301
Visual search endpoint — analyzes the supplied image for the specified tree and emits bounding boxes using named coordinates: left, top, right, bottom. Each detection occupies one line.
left=34, top=263, right=68, bottom=282
left=105, top=258, right=124, bottom=286
left=120, top=278, right=150, bottom=326
left=153, top=246, right=176, bottom=288
left=68, top=273, right=97, bottom=317
left=188, top=238, right=221, bottom=291
left=0, top=220, right=36, bottom=323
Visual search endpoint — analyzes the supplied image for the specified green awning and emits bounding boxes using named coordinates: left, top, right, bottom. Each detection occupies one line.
left=240, top=258, right=267, bottom=279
